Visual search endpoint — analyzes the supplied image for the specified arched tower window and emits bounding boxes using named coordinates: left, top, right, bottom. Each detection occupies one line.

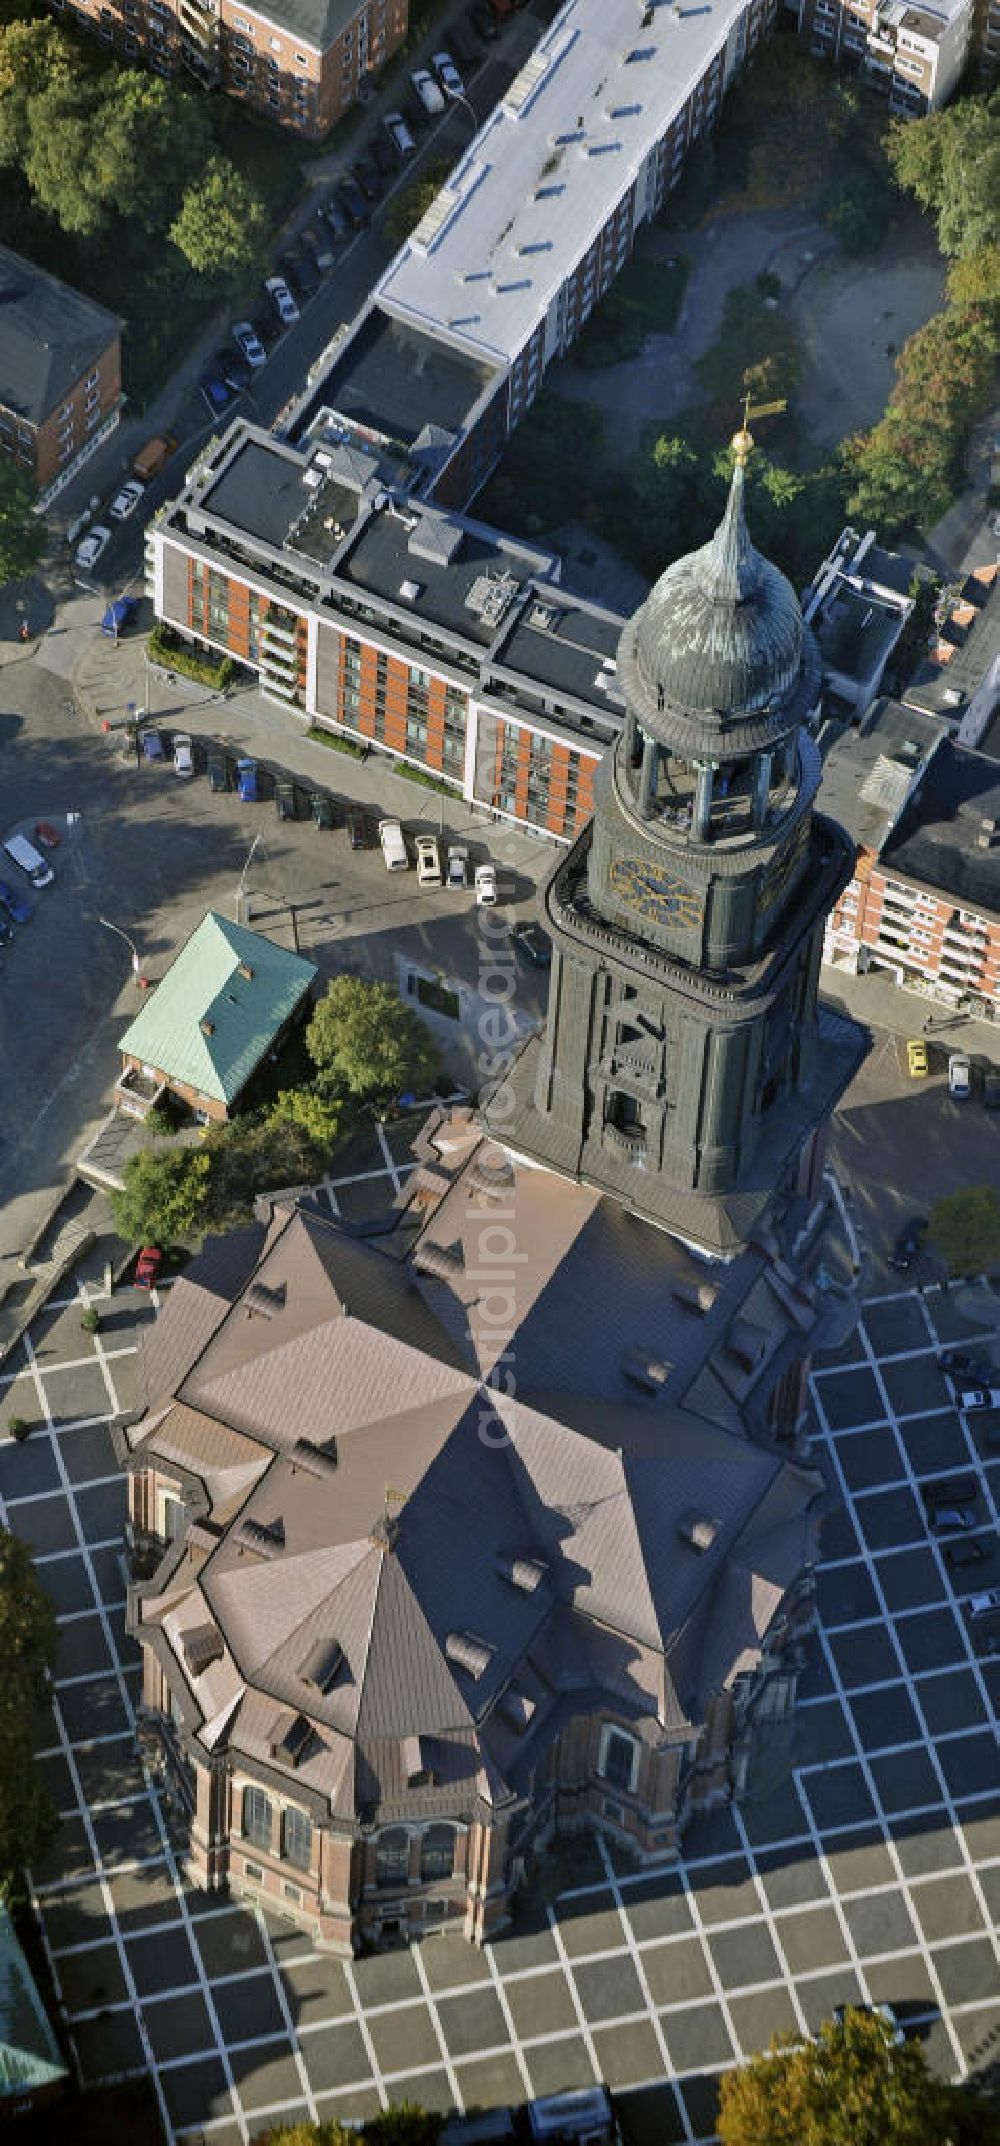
left=242, top=1785, right=272, bottom=1852
left=376, top=1827, right=409, bottom=1888
left=420, top=1824, right=455, bottom=1882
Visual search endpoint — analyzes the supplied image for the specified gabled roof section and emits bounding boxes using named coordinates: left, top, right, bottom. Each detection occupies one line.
left=117, top=913, right=317, bottom=1105
left=0, top=243, right=121, bottom=429
left=137, top=1223, right=267, bottom=1410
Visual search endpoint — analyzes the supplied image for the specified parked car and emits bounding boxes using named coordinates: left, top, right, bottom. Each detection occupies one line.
left=173, top=732, right=194, bottom=778
left=449, top=20, right=478, bottom=71
left=906, top=1037, right=929, bottom=1077
left=416, top=833, right=443, bottom=887
left=275, top=778, right=296, bottom=821
left=400, top=89, right=430, bottom=135
left=215, top=343, right=253, bottom=392
left=284, top=247, right=320, bottom=298
left=74, top=525, right=111, bottom=574
left=351, top=157, right=382, bottom=202
left=510, top=920, right=552, bottom=967
left=207, top=751, right=228, bottom=792
left=199, top=368, right=235, bottom=416
left=948, top=1051, right=972, bottom=1099
left=945, top=1538, right=988, bottom=1568
left=323, top=193, right=350, bottom=240
left=368, top=131, right=396, bottom=179
left=984, top=1069, right=1000, bottom=1109
left=346, top=808, right=368, bottom=850
left=264, top=275, right=299, bottom=327
left=133, top=433, right=176, bottom=481
left=34, top=821, right=61, bottom=849
left=311, top=791, right=334, bottom=829
left=954, top=1385, right=1000, bottom=1412
left=967, top=1588, right=1000, bottom=1619
left=888, top=1217, right=926, bottom=1272
left=251, top=307, right=280, bottom=351
left=232, top=320, right=267, bottom=369
left=109, top=477, right=145, bottom=521
left=432, top=48, right=464, bottom=97
left=0, top=878, right=31, bottom=923
left=470, top=1, right=500, bottom=38
left=336, top=179, right=370, bottom=229
left=447, top=844, right=469, bottom=888
left=236, top=758, right=259, bottom=802
left=923, top=1476, right=978, bottom=1510
left=940, top=1349, right=992, bottom=1381
left=134, top=1246, right=164, bottom=1290
left=141, top=728, right=165, bottom=763
left=383, top=109, right=416, bottom=158
left=929, top=1506, right=977, bottom=1533
left=476, top=862, right=497, bottom=906
left=412, top=66, right=445, bottom=113
left=301, top=223, right=335, bottom=273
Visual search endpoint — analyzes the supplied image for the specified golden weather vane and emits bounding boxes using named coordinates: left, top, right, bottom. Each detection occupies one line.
left=731, top=392, right=788, bottom=466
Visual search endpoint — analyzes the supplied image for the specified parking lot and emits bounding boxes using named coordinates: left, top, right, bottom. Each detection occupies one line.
left=2, top=1127, right=997, bottom=2146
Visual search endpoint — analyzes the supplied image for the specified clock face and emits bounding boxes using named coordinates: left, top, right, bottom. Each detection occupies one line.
left=609, top=856, right=703, bottom=929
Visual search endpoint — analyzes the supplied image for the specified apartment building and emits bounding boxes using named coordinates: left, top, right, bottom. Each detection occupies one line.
left=276, top=0, right=780, bottom=507
left=802, top=525, right=915, bottom=713
left=788, top=0, right=973, bottom=112
left=49, top=0, right=406, bottom=138
left=0, top=245, right=123, bottom=508
left=821, top=697, right=1000, bottom=1019
left=901, top=564, right=1000, bottom=741
left=146, top=419, right=626, bottom=841
left=972, top=0, right=1000, bottom=68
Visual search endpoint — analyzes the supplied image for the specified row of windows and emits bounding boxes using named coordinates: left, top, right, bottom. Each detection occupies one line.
left=243, top=1785, right=312, bottom=1867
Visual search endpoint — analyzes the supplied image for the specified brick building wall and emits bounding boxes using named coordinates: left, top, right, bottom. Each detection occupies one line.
left=0, top=332, right=120, bottom=491
left=825, top=853, right=1000, bottom=1016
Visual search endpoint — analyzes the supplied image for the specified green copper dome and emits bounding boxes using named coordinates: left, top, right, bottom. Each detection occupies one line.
left=617, top=458, right=818, bottom=758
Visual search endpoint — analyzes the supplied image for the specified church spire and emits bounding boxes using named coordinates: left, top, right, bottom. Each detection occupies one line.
left=703, top=427, right=761, bottom=608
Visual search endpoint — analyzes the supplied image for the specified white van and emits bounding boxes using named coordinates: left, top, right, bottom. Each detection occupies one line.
left=379, top=818, right=408, bottom=871
left=3, top=833, right=54, bottom=888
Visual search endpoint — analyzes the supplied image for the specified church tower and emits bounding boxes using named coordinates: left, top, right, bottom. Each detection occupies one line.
left=483, top=432, right=865, bottom=1256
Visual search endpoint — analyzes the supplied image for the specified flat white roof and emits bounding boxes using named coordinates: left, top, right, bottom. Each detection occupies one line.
left=376, top=0, right=750, bottom=368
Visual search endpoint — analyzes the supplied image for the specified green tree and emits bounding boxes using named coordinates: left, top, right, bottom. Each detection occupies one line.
left=102, top=71, right=213, bottom=233
left=928, top=1185, right=1000, bottom=1279
left=0, top=1528, right=58, bottom=1879
left=306, top=977, right=441, bottom=1103
left=0, top=16, right=75, bottom=167
left=384, top=161, right=450, bottom=251
left=169, top=155, right=266, bottom=279
left=269, top=1082, right=342, bottom=1156
left=888, top=93, right=1000, bottom=259
left=23, top=74, right=117, bottom=236
left=202, top=1112, right=328, bottom=1230
left=0, top=457, right=44, bottom=586
left=718, top=2008, right=984, bottom=2146
left=947, top=243, right=1000, bottom=308
left=111, top=1146, right=211, bottom=1247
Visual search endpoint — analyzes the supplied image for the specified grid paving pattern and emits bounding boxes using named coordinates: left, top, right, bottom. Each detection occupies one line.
left=2, top=1179, right=998, bottom=2144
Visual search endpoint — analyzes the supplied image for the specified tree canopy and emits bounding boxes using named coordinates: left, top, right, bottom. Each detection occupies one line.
left=254, top=2109, right=441, bottom=2146
left=169, top=155, right=266, bottom=279
left=0, top=456, right=45, bottom=586
left=887, top=92, right=1000, bottom=260
left=928, top=1185, right=1000, bottom=1279
left=718, top=2008, right=1000, bottom=2146
left=306, top=977, right=441, bottom=1103
left=383, top=162, right=450, bottom=251
left=112, top=1146, right=212, bottom=1248
left=0, top=1527, right=58, bottom=1880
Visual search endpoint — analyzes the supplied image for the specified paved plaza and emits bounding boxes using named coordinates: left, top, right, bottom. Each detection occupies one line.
left=1, top=1134, right=998, bottom=2146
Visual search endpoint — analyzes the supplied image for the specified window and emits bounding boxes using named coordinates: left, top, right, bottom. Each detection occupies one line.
left=600, top=1724, right=639, bottom=1794
left=375, top=1827, right=409, bottom=1888
left=282, top=1806, right=312, bottom=1870
left=420, top=1824, right=454, bottom=1882
left=160, top=1491, right=186, bottom=1541
left=295, top=49, right=307, bottom=62
left=242, top=1784, right=272, bottom=1851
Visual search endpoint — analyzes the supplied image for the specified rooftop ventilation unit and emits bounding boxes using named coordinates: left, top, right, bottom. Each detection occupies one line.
left=529, top=603, right=558, bottom=631
left=234, top=1516, right=285, bottom=1559
left=270, top=1712, right=313, bottom=1768
left=181, top=1622, right=224, bottom=1678
left=413, top=1238, right=464, bottom=1281
left=499, top=1687, right=537, bottom=1732
left=445, top=1631, right=493, bottom=1679
left=622, top=1350, right=670, bottom=1393
left=399, top=579, right=422, bottom=603
left=244, top=1279, right=286, bottom=1319
left=200, top=1018, right=215, bottom=1036
left=302, top=468, right=323, bottom=490
left=299, top=1637, right=345, bottom=1693
left=289, top=1437, right=339, bottom=1479
left=465, top=571, right=521, bottom=630
left=466, top=1154, right=515, bottom=1197
left=497, top=1553, right=548, bottom=1593
left=677, top=1510, right=720, bottom=1553
left=237, top=961, right=254, bottom=981
left=403, top=1734, right=435, bottom=1785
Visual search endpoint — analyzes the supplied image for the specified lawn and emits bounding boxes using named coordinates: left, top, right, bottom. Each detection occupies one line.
left=574, top=250, right=690, bottom=369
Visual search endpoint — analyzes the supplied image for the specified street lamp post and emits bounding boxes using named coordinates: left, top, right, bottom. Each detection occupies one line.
left=447, top=88, right=480, bottom=134
left=98, top=914, right=142, bottom=980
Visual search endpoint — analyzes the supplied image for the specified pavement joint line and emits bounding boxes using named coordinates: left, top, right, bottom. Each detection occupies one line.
left=78, top=1275, right=127, bottom=1416
left=38, top=1728, right=134, bottom=1761
left=820, top=1536, right=994, bottom=1571
left=34, top=1851, right=169, bottom=1898
left=54, top=1598, right=127, bottom=1624
left=796, top=1720, right=994, bottom=1766
left=49, top=1896, right=251, bottom=1957
left=56, top=1787, right=149, bottom=1821
left=22, top=1331, right=251, bottom=2145
left=0, top=1345, right=138, bottom=1386
left=342, top=1956, right=390, bottom=2111
left=411, top=1940, right=464, bottom=2112
left=253, top=1903, right=320, bottom=2128
left=913, top=1297, right=1000, bottom=1543
left=788, top=1768, right=879, bottom=2015
left=729, top=1805, right=811, bottom=2043
left=672, top=1853, right=744, bottom=2069
left=482, top=1940, right=534, bottom=2099
left=544, top=1902, right=604, bottom=2085
left=373, top=1119, right=405, bottom=1198
left=808, top=1381, right=968, bottom=2075
left=853, top=1314, right=1000, bottom=1981
left=33, top=1535, right=123, bottom=1565
left=152, top=2025, right=292, bottom=2073
left=54, top=1664, right=129, bottom=1693
left=596, top=1834, right=695, bottom=2143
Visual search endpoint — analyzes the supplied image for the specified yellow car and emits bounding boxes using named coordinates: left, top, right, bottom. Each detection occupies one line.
left=907, top=1038, right=929, bottom=1078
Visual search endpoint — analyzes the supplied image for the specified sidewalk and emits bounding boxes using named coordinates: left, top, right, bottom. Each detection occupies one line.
left=821, top=958, right=1000, bottom=1066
